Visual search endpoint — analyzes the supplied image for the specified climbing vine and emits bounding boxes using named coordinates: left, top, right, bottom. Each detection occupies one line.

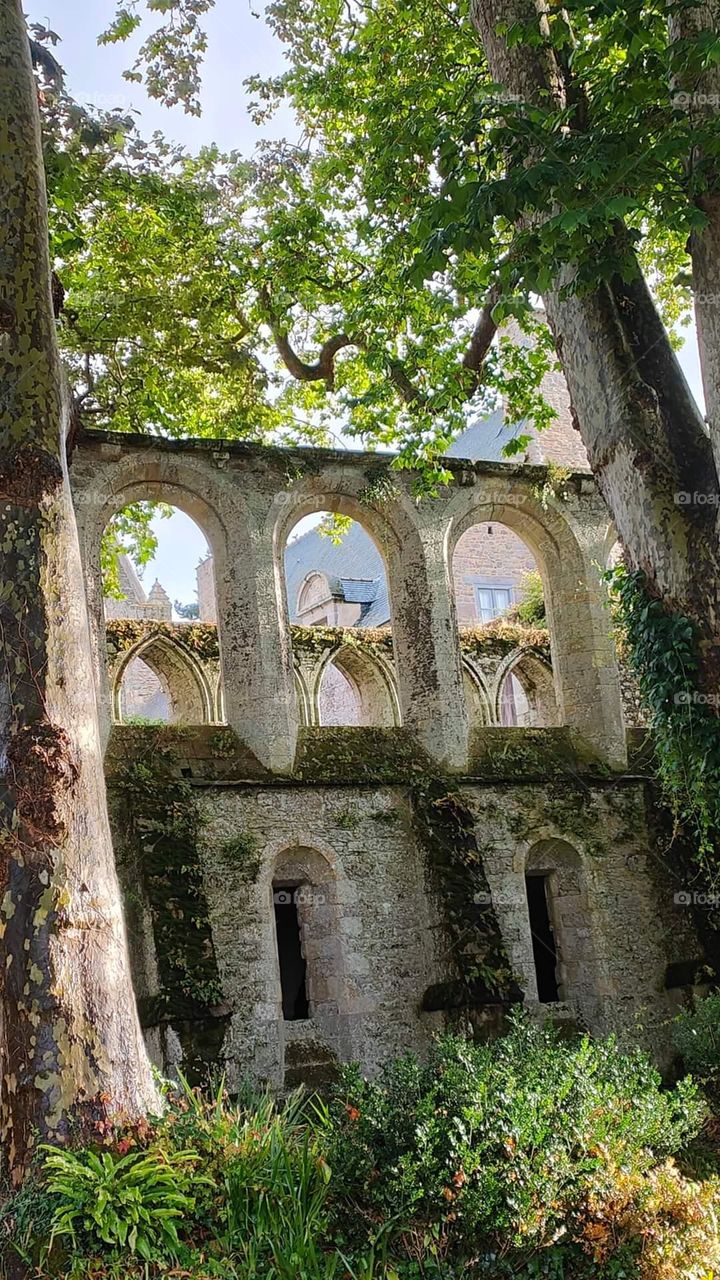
left=112, top=736, right=228, bottom=1078
left=609, top=565, right=720, bottom=893
left=411, top=780, right=522, bottom=1020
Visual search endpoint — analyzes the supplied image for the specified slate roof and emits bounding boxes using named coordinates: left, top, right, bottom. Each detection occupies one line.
left=285, top=518, right=390, bottom=627
left=444, top=407, right=532, bottom=462
left=283, top=409, right=528, bottom=630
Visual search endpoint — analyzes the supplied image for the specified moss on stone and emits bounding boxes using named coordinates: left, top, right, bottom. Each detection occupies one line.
left=294, top=727, right=433, bottom=784
left=110, top=736, right=228, bottom=1080
left=412, top=781, right=524, bottom=1018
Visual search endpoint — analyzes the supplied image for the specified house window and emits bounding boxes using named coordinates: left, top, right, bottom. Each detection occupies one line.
left=273, top=886, right=310, bottom=1021
left=525, top=873, right=560, bottom=1003
left=473, top=583, right=513, bottom=623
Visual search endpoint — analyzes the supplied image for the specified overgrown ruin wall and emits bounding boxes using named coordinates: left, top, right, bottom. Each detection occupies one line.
left=70, top=431, right=703, bottom=1084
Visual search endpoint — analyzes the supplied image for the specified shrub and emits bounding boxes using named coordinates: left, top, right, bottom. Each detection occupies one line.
left=41, top=1144, right=202, bottom=1261
left=673, top=993, right=720, bottom=1086
left=3, top=1024, right=718, bottom=1280
left=507, top=570, right=545, bottom=626
left=326, top=1013, right=707, bottom=1271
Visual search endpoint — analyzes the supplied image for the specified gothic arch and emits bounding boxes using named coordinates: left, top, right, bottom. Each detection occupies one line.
left=112, top=631, right=215, bottom=725
left=294, top=666, right=311, bottom=727
left=462, top=659, right=492, bottom=726
left=314, top=643, right=400, bottom=727
left=444, top=478, right=624, bottom=760
left=493, top=648, right=558, bottom=728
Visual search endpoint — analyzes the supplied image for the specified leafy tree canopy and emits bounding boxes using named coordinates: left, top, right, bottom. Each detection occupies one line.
left=32, top=1, right=720, bottom=573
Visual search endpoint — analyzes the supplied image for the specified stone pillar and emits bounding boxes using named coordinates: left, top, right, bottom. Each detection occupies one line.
left=386, top=520, right=469, bottom=771
left=215, top=513, right=298, bottom=775
left=545, top=527, right=627, bottom=768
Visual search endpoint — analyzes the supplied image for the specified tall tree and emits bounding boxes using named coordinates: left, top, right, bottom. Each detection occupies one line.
left=0, top=0, right=156, bottom=1181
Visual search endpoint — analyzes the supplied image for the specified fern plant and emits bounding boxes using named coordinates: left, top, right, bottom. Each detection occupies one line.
left=41, top=1144, right=205, bottom=1261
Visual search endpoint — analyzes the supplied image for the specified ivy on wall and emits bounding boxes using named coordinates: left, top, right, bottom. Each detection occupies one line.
left=112, top=734, right=228, bottom=1079
left=412, top=780, right=523, bottom=1023
left=609, top=565, right=720, bottom=955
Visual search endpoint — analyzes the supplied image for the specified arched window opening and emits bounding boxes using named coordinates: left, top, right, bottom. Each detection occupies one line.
left=524, top=840, right=598, bottom=1008
left=103, top=503, right=214, bottom=625
left=119, top=656, right=172, bottom=724
left=273, top=885, right=310, bottom=1021
left=525, top=873, right=560, bottom=1002
left=285, top=512, right=400, bottom=727
left=114, top=635, right=213, bottom=725
left=452, top=523, right=539, bottom=627
left=270, top=846, right=346, bottom=1031
left=497, top=656, right=558, bottom=728
left=286, top=512, right=391, bottom=629
left=452, top=520, right=557, bottom=728
left=319, top=661, right=361, bottom=726
left=317, top=646, right=398, bottom=727
left=103, top=501, right=222, bottom=725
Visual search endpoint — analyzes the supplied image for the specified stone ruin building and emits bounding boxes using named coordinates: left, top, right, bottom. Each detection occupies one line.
left=68, top=356, right=703, bottom=1089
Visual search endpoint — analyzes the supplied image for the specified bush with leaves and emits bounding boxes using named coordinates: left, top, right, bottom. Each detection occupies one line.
left=674, top=993, right=720, bottom=1090
left=506, top=569, right=546, bottom=626
left=326, top=1014, right=709, bottom=1272
left=3, top=1026, right=720, bottom=1280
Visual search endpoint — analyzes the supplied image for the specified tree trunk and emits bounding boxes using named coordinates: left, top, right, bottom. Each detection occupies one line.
left=0, top=0, right=157, bottom=1182
left=469, top=0, right=720, bottom=689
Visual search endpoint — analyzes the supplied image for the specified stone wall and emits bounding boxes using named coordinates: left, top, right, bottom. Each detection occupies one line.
left=105, top=725, right=700, bottom=1086
left=69, top=430, right=693, bottom=1089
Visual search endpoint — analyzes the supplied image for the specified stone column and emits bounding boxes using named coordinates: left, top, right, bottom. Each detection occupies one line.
left=385, top=517, right=469, bottom=771
left=215, top=509, right=298, bottom=775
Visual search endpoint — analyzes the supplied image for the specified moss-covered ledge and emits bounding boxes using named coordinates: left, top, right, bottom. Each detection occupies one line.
left=105, top=617, right=551, bottom=665
left=103, top=723, right=644, bottom=787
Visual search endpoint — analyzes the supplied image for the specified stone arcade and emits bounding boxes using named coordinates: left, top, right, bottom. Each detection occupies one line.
left=70, top=429, right=700, bottom=1088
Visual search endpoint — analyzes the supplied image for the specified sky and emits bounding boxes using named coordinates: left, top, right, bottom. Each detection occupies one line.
left=29, top=1, right=707, bottom=608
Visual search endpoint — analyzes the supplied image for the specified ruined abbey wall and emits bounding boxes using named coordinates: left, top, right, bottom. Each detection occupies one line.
left=70, top=431, right=702, bottom=1086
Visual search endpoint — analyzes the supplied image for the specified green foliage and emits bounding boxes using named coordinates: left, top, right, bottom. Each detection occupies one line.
left=100, top=503, right=170, bottom=598
left=508, top=569, right=545, bottom=626
left=37, top=0, right=720, bottom=495
left=674, top=994, right=720, bottom=1087
left=4, top=1027, right=718, bottom=1279
left=40, top=1144, right=200, bottom=1262
left=607, top=564, right=720, bottom=885
left=412, top=781, right=519, bottom=1008
left=114, top=739, right=225, bottom=1069
left=327, top=1016, right=710, bottom=1274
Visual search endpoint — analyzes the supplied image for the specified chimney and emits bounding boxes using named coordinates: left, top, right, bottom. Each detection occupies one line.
left=500, top=313, right=590, bottom=471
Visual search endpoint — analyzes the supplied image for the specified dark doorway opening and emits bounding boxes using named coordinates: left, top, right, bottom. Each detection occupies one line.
left=525, top=874, right=560, bottom=1003
left=273, top=886, right=310, bottom=1020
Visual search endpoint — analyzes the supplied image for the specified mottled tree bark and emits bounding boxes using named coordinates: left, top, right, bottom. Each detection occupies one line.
left=470, top=0, right=720, bottom=690
left=0, top=0, right=157, bottom=1181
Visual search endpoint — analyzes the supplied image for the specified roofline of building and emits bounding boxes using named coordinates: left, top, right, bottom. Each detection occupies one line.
left=75, top=427, right=594, bottom=488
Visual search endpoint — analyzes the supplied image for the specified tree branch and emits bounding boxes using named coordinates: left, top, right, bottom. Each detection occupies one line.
left=260, top=283, right=500, bottom=406
left=462, top=285, right=501, bottom=391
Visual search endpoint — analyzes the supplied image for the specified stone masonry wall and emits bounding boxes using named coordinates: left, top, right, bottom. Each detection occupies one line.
left=106, top=726, right=700, bottom=1086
